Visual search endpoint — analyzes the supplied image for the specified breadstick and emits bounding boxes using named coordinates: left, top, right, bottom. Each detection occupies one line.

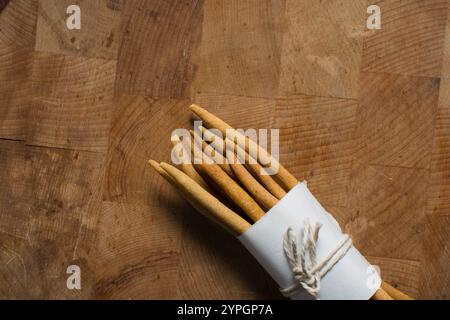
left=381, top=282, right=413, bottom=300
left=195, top=127, right=278, bottom=209
left=190, top=129, right=234, bottom=177
left=180, top=136, right=239, bottom=215
left=227, top=152, right=278, bottom=211
left=150, top=160, right=245, bottom=235
left=190, top=104, right=298, bottom=191
left=149, top=160, right=173, bottom=182
left=171, top=134, right=210, bottom=190
left=150, top=160, right=229, bottom=231
left=201, top=126, right=286, bottom=200
left=190, top=141, right=265, bottom=222
left=245, top=162, right=287, bottom=200
left=371, top=289, right=393, bottom=300
left=156, top=162, right=250, bottom=235
left=152, top=163, right=232, bottom=235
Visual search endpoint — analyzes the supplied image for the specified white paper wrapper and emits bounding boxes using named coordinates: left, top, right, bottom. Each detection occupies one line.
left=238, top=182, right=381, bottom=300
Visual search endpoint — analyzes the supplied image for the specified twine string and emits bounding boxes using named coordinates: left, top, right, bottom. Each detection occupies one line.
left=280, top=219, right=353, bottom=298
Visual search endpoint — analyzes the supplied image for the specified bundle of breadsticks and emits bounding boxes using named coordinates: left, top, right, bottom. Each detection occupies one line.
left=149, top=104, right=412, bottom=300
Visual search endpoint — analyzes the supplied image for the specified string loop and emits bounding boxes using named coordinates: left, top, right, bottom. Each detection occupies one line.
left=281, top=219, right=352, bottom=298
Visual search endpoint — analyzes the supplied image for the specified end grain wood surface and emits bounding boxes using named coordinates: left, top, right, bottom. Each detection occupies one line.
left=0, top=0, right=449, bottom=299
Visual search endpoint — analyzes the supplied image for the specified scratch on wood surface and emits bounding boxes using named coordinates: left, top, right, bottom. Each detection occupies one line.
left=307, top=55, right=343, bottom=78
left=352, top=157, right=394, bottom=182
left=1, top=246, right=27, bottom=283
left=368, top=165, right=394, bottom=182
left=0, top=227, right=29, bottom=242
left=72, top=221, right=83, bottom=260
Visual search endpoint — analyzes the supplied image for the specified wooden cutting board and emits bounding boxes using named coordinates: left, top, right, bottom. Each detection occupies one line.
left=0, top=0, right=448, bottom=299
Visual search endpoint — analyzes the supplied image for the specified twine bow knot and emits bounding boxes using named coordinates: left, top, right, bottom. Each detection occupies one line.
left=281, top=219, right=353, bottom=298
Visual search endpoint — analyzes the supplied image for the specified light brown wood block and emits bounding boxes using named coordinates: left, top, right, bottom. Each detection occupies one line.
left=424, top=27, right=450, bottom=298
left=27, top=52, right=116, bottom=152
left=427, top=108, right=450, bottom=216
left=346, top=162, right=429, bottom=261
left=94, top=202, right=182, bottom=299
left=0, top=40, right=33, bottom=140
left=191, top=0, right=285, bottom=98
left=420, top=108, right=450, bottom=299
left=0, top=0, right=37, bottom=140
left=278, top=0, right=366, bottom=99
left=0, top=140, right=104, bottom=299
left=177, top=210, right=280, bottom=299
left=367, top=256, right=421, bottom=299
left=115, top=0, right=203, bottom=98
left=274, top=94, right=358, bottom=207
left=0, top=0, right=37, bottom=48
left=356, top=72, right=439, bottom=168
left=102, top=95, right=192, bottom=208
left=418, top=215, right=450, bottom=299
left=437, top=4, right=450, bottom=107
left=194, top=93, right=276, bottom=129
left=361, top=0, right=448, bottom=78
left=35, top=0, right=123, bottom=60
left=324, top=205, right=349, bottom=230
